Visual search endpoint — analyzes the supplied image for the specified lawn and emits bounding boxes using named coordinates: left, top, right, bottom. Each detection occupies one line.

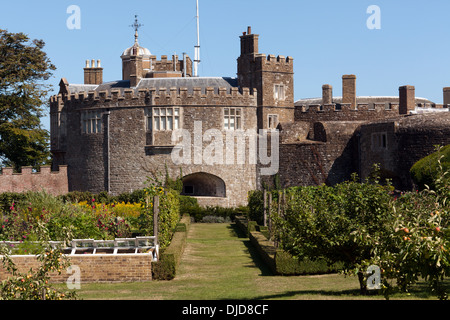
left=72, top=223, right=447, bottom=300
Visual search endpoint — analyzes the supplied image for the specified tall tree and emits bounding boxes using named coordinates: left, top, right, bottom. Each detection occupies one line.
left=0, top=29, right=55, bottom=171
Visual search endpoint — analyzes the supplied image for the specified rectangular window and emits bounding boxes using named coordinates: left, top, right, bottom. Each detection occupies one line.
left=268, top=114, right=279, bottom=129
left=224, top=107, right=242, bottom=130
left=81, top=110, right=102, bottom=134
left=147, top=107, right=181, bottom=131
left=274, top=84, right=286, bottom=101
left=372, top=132, right=388, bottom=150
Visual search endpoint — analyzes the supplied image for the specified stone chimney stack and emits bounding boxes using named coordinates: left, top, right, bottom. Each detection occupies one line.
left=84, top=59, right=103, bottom=85
left=399, top=85, right=415, bottom=115
left=342, top=75, right=356, bottom=108
left=240, top=26, right=259, bottom=56
left=322, top=84, right=333, bottom=105
left=443, top=87, right=450, bottom=107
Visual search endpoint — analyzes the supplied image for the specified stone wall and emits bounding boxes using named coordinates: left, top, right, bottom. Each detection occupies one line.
left=358, top=113, right=450, bottom=190
left=295, top=103, right=401, bottom=123
left=0, top=253, right=153, bottom=283
left=270, top=121, right=363, bottom=189
left=0, top=166, right=68, bottom=196
left=50, top=86, right=259, bottom=207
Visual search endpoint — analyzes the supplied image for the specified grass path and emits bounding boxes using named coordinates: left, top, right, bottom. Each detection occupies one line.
left=77, top=223, right=367, bottom=300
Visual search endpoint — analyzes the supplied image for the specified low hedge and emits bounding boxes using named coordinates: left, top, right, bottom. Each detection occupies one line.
left=152, top=214, right=191, bottom=280
left=235, top=216, right=343, bottom=275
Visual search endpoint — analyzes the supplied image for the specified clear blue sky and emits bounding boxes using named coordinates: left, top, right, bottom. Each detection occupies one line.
left=1, top=0, right=450, bottom=130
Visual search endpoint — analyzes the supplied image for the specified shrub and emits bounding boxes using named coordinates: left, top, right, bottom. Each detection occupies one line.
left=0, top=222, right=77, bottom=300
left=410, top=144, right=450, bottom=191
left=152, top=215, right=190, bottom=280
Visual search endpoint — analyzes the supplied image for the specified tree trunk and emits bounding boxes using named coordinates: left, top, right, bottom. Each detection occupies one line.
left=358, top=271, right=368, bottom=295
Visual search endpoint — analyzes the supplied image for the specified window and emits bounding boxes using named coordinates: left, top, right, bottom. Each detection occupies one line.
left=224, top=108, right=242, bottom=130
left=372, top=132, right=387, bottom=150
left=268, top=114, right=279, bottom=129
left=147, top=107, right=180, bottom=131
left=81, top=111, right=102, bottom=134
left=274, top=84, right=285, bottom=101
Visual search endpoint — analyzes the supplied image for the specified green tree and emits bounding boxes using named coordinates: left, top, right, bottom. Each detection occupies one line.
left=375, top=147, right=450, bottom=300
left=0, top=29, right=55, bottom=170
left=272, top=171, right=394, bottom=295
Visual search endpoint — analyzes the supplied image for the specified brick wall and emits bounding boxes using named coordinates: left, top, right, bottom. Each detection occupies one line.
left=0, top=166, right=68, bottom=196
left=0, top=253, right=153, bottom=283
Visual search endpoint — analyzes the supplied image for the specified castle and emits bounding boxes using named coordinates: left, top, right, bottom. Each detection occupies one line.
left=3, top=25, right=449, bottom=206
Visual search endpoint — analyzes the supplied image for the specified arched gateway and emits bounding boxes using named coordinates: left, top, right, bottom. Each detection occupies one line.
left=181, top=172, right=226, bottom=198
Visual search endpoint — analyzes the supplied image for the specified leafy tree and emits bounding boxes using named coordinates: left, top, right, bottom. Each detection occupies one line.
left=272, top=169, right=394, bottom=295
left=0, top=29, right=55, bottom=170
left=0, top=222, right=77, bottom=300
left=375, top=146, right=450, bottom=300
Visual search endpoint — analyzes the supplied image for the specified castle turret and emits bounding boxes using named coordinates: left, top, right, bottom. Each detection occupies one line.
left=121, top=16, right=152, bottom=87
left=237, top=27, right=294, bottom=129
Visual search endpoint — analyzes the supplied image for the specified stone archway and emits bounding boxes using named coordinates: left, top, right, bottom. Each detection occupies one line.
left=181, top=172, right=226, bottom=197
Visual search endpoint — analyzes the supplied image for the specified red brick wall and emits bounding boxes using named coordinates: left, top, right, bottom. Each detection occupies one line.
left=0, top=165, right=68, bottom=196
left=0, top=253, right=153, bottom=283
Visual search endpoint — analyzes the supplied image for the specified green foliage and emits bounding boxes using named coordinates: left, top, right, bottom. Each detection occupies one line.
left=0, top=222, right=77, bottom=300
left=372, top=146, right=450, bottom=300
left=247, top=190, right=264, bottom=225
left=270, top=169, right=394, bottom=293
left=265, top=154, right=450, bottom=299
left=410, top=144, right=450, bottom=191
left=152, top=215, right=190, bottom=280
left=0, top=29, right=55, bottom=170
left=141, top=175, right=181, bottom=249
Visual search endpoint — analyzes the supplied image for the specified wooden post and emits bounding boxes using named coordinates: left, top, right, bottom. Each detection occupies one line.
left=153, top=195, right=159, bottom=245
left=268, top=192, right=272, bottom=239
left=263, top=189, right=267, bottom=227
left=277, top=191, right=281, bottom=216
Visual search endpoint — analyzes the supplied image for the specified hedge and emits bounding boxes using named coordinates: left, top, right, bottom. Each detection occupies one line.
left=235, top=215, right=343, bottom=275
left=152, top=214, right=191, bottom=280
left=410, top=144, right=450, bottom=190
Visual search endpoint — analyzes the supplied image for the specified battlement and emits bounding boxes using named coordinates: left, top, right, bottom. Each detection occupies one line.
left=295, top=102, right=401, bottom=122
left=255, top=54, right=294, bottom=65
left=0, top=165, right=68, bottom=195
left=50, top=86, right=258, bottom=108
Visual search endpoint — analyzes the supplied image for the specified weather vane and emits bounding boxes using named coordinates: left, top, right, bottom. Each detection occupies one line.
left=130, top=15, right=143, bottom=43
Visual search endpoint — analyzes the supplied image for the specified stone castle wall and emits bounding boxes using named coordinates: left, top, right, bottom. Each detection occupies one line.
left=50, top=86, right=259, bottom=207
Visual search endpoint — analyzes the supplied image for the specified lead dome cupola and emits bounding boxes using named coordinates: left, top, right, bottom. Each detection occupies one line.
left=121, top=15, right=151, bottom=58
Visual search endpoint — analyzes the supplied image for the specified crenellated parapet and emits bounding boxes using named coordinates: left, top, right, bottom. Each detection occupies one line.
left=254, top=54, right=294, bottom=73
left=295, top=102, right=401, bottom=122
left=49, top=86, right=258, bottom=110
left=0, top=165, right=68, bottom=195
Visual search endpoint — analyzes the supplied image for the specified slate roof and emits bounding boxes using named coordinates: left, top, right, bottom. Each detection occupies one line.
left=67, top=77, right=238, bottom=95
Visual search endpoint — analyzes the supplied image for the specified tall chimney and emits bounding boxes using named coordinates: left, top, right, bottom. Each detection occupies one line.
left=443, top=87, right=450, bottom=107
left=342, top=75, right=356, bottom=108
left=322, top=84, right=333, bottom=105
left=240, top=26, right=259, bottom=56
left=399, top=85, right=415, bottom=115
left=84, top=59, right=103, bottom=85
